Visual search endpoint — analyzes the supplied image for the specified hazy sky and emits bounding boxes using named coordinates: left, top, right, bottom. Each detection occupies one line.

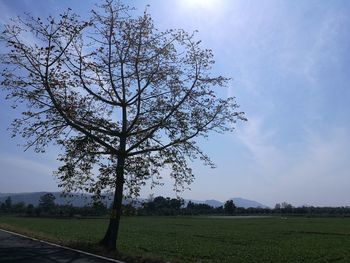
left=1, top=0, right=350, bottom=207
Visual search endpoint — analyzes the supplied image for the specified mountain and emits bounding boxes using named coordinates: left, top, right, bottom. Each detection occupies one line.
left=230, top=197, right=269, bottom=209
left=204, top=199, right=223, bottom=208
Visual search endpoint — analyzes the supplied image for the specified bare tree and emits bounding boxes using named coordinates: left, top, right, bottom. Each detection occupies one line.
left=0, top=1, right=246, bottom=250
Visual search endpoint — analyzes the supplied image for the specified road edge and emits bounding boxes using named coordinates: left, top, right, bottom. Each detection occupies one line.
left=0, top=228, right=126, bottom=263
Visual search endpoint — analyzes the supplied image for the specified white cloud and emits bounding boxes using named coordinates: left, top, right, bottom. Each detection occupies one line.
left=235, top=117, right=350, bottom=206
left=280, top=128, right=350, bottom=206
left=0, top=154, right=58, bottom=193
left=277, top=8, right=347, bottom=85
left=0, top=154, right=53, bottom=174
left=236, top=116, right=287, bottom=176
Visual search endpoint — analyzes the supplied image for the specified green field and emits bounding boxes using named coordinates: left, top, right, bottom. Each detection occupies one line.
left=1, top=216, right=350, bottom=262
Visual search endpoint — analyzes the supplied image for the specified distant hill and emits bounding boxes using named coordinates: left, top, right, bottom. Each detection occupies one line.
left=203, top=199, right=223, bottom=208
left=0, top=192, right=269, bottom=209
left=230, top=197, right=269, bottom=209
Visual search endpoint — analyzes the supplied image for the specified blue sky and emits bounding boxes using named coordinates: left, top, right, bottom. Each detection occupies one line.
left=1, top=0, right=350, bottom=207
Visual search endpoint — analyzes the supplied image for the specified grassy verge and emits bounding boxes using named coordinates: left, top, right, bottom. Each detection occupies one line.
left=1, top=215, right=350, bottom=262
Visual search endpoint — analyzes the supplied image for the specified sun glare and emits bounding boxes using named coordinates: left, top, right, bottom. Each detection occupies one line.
left=179, top=0, right=219, bottom=11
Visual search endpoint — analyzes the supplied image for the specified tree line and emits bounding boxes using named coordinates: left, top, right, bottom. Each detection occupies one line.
left=136, top=197, right=350, bottom=217
left=0, top=193, right=107, bottom=217
left=1, top=194, right=350, bottom=217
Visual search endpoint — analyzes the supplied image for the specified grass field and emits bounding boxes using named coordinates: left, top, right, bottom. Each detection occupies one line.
left=1, top=215, right=350, bottom=262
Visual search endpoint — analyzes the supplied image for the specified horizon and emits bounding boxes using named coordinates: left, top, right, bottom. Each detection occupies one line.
left=0, top=190, right=348, bottom=208
left=1, top=0, right=350, bottom=208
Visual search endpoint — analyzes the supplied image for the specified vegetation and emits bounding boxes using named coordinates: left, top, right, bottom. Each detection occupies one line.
left=0, top=216, right=350, bottom=262
left=38, top=193, right=56, bottom=213
left=1, top=194, right=349, bottom=261
left=1, top=193, right=350, bottom=217
left=223, top=199, right=236, bottom=215
left=0, top=194, right=108, bottom=217
left=0, top=0, right=245, bottom=250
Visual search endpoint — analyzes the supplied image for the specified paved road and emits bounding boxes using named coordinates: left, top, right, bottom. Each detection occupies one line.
left=0, top=229, right=121, bottom=263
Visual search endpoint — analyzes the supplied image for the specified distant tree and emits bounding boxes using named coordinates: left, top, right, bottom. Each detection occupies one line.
left=186, top=201, right=195, bottom=209
left=39, top=193, right=56, bottom=213
left=12, top=202, right=26, bottom=213
left=215, top=206, right=224, bottom=214
left=281, top=202, right=293, bottom=209
left=278, top=202, right=293, bottom=214
left=122, top=203, right=137, bottom=216
left=26, top=204, right=35, bottom=216
left=185, top=201, right=216, bottom=215
left=4, top=196, right=12, bottom=211
left=139, top=196, right=184, bottom=215
left=0, top=202, right=6, bottom=213
left=169, top=198, right=184, bottom=210
left=224, top=200, right=236, bottom=215
left=92, top=200, right=107, bottom=216
left=35, top=207, right=42, bottom=217
left=0, top=0, right=245, bottom=250
left=274, top=203, right=281, bottom=210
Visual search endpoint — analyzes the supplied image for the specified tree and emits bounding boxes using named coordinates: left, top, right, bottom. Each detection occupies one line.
left=0, top=1, right=246, bottom=250
left=122, top=203, right=136, bottom=216
left=13, top=201, right=26, bottom=213
left=224, top=200, right=236, bottom=215
left=281, top=202, right=293, bottom=210
left=274, top=203, right=281, bottom=210
left=39, top=193, right=56, bottom=213
left=92, top=200, right=107, bottom=216
left=5, top=196, right=12, bottom=212
left=26, top=204, right=35, bottom=215
left=140, top=196, right=184, bottom=215
left=185, top=201, right=216, bottom=215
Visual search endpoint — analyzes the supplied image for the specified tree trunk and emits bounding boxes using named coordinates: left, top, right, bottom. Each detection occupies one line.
left=99, top=155, right=125, bottom=251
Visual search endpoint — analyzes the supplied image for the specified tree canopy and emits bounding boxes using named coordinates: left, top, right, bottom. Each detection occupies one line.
left=224, top=200, right=236, bottom=215
left=38, top=193, right=56, bottom=212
